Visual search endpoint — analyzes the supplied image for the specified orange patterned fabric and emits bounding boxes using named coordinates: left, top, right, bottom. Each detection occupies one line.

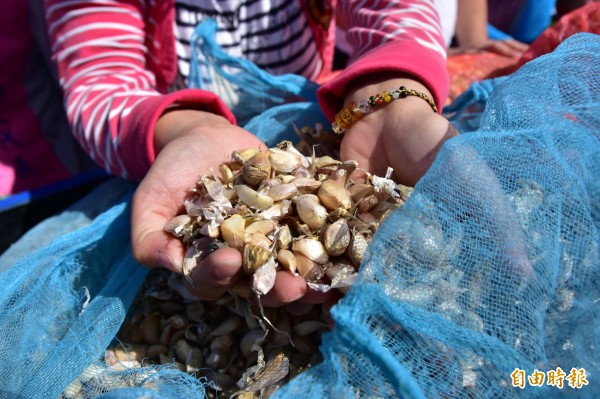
left=446, top=3, right=600, bottom=105
left=446, top=52, right=517, bottom=105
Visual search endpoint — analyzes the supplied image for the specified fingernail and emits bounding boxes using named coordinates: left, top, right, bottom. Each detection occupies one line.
left=156, top=251, right=179, bottom=273
left=212, top=259, right=240, bottom=281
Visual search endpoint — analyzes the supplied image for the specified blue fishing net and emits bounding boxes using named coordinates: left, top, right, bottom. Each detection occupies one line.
left=1, top=27, right=598, bottom=399
left=188, top=18, right=326, bottom=130
left=274, top=32, right=600, bottom=398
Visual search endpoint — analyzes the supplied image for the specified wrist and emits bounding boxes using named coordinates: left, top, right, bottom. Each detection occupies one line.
left=334, top=76, right=438, bottom=135
left=154, top=109, right=232, bottom=153
left=345, top=74, right=434, bottom=104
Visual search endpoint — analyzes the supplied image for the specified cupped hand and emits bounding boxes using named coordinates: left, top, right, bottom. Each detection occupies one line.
left=130, top=110, right=309, bottom=305
left=339, top=76, right=455, bottom=187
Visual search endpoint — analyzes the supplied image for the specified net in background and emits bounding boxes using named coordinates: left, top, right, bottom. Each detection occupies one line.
left=273, top=32, right=600, bottom=399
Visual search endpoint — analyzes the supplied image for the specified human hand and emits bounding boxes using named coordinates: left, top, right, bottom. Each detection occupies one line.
left=340, top=78, right=533, bottom=282
left=339, top=75, right=456, bottom=187
left=131, top=110, right=328, bottom=306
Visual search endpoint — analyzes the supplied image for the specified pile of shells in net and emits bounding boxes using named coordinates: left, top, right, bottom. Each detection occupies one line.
left=103, top=269, right=331, bottom=398
left=102, top=139, right=412, bottom=398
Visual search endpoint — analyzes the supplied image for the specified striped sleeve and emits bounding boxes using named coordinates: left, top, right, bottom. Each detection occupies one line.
left=44, top=0, right=236, bottom=181
left=317, top=0, right=449, bottom=119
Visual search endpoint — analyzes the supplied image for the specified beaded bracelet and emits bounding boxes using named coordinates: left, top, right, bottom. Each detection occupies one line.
left=332, top=86, right=438, bottom=135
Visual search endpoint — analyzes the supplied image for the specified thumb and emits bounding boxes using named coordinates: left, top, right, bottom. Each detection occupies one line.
left=130, top=180, right=185, bottom=273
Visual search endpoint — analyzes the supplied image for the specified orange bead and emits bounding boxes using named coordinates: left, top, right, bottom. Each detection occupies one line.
left=335, top=113, right=350, bottom=130
left=338, top=102, right=361, bottom=126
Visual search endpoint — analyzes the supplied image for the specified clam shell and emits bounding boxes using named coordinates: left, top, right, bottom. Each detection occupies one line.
left=323, top=218, right=351, bottom=256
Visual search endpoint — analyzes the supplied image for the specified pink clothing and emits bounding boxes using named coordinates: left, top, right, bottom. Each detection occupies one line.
left=0, top=0, right=97, bottom=195
left=36, top=0, right=448, bottom=185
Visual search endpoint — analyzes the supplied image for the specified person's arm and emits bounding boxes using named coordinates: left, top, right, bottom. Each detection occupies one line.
left=44, top=0, right=237, bottom=181
left=326, top=0, right=531, bottom=280
left=449, top=0, right=528, bottom=57
left=45, top=0, right=315, bottom=306
left=455, top=0, right=489, bottom=49
left=319, top=0, right=451, bottom=185
left=322, top=0, right=449, bottom=115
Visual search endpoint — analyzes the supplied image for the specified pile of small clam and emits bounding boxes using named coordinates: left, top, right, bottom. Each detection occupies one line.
left=101, top=141, right=412, bottom=398
left=103, top=269, right=328, bottom=398
left=168, top=140, right=412, bottom=296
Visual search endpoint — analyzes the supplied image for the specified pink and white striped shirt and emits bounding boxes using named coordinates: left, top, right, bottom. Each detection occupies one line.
left=40, top=0, right=448, bottom=183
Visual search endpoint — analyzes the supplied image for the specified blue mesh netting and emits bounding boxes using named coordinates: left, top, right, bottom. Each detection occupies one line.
left=273, top=32, right=600, bottom=398
left=0, top=189, right=210, bottom=398
left=188, top=18, right=327, bottom=130
left=0, top=31, right=599, bottom=398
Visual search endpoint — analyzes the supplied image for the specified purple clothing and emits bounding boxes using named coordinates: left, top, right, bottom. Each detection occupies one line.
left=0, top=0, right=97, bottom=195
left=488, top=0, right=525, bottom=33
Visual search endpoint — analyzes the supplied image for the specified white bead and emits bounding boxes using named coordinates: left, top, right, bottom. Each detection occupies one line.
left=357, top=99, right=370, bottom=114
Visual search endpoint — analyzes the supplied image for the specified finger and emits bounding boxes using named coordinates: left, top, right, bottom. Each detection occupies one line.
left=488, top=41, right=516, bottom=57
left=131, top=173, right=185, bottom=272
left=260, top=271, right=307, bottom=307
left=505, top=38, right=529, bottom=53
left=489, top=40, right=524, bottom=58
left=185, top=247, right=244, bottom=301
left=299, top=286, right=334, bottom=304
